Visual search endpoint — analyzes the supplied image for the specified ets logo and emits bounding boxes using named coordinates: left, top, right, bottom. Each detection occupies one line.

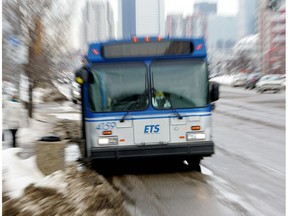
left=144, top=124, right=160, bottom=134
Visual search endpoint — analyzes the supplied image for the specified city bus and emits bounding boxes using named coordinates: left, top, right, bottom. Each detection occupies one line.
left=75, top=36, right=219, bottom=170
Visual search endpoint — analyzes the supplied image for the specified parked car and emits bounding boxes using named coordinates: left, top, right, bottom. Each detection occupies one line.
left=281, top=74, right=286, bottom=89
left=70, top=81, right=81, bottom=104
left=244, top=73, right=263, bottom=89
left=255, top=74, right=284, bottom=93
left=232, top=73, right=248, bottom=87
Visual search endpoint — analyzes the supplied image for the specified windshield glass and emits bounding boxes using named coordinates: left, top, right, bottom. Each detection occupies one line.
left=151, top=59, right=208, bottom=109
left=89, top=62, right=148, bottom=112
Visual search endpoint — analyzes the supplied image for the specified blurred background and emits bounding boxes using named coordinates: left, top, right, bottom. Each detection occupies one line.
left=2, top=1, right=286, bottom=215
left=2, top=0, right=285, bottom=109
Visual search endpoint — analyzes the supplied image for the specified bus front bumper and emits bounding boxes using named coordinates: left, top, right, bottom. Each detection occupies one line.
left=89, top=141, right=214, bottom=160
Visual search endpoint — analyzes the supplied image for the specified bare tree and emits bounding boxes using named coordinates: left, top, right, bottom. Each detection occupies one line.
left=3, top=0, right=77, bottom=117
left=226, top=50, right=257, bottom=74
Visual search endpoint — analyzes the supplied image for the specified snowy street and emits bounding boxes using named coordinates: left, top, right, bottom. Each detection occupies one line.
left=2, top=84, right=285, bottom=216
left=109, top=85, right=285, bottom=216
left=2, top=0, right=286, bottom=214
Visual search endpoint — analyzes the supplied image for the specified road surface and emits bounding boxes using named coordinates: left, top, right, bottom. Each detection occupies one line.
left=108, top=86, right=285, bottom=216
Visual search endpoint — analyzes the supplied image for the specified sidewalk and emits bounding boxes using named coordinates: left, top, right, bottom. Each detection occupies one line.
left=2, top=109, right=81, bottom=161
left=3, top=118, right=54, bottom=157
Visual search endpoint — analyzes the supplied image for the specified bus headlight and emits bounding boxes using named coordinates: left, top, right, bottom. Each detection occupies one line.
left=98, top=136, right=118, bottom=145
left=186, top=132, right=206, bottom=141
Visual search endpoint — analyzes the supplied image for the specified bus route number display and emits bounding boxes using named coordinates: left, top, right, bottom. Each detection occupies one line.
left=102, top=40, right=193, bottom=59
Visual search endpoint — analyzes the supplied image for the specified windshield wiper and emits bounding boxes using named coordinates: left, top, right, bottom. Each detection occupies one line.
left=120, top=91, right=148, bottom=122
left=171, top=105, right=183, bottom=119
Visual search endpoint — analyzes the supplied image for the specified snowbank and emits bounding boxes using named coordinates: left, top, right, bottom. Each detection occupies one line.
left=32, top=86, right=69, bottom=104
left=32, top=88, right=47, bottom=104
left=52, top=80, right=72, bottom=100
left=2, top=145, right=81, bottom=199
left=2, top=148, right=130, bottom=216
left=210, top=75, right=234, bottom=86
left=2, top=87, right=129, bottom=215
left=2, top=148, right=44, bottom=198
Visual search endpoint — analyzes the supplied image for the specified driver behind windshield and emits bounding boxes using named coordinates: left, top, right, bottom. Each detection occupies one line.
left=152, top=90, right=171, bottom=109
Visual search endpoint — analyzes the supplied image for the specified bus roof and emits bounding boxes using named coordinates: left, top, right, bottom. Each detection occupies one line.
left=86, top=37, right=207, bottom=63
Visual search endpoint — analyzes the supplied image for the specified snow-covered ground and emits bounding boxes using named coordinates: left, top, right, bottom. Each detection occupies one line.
left=210, top=75, right=234, bottom=86
left=52, top=80, right=72, bottom=100
left=2, top=148, right=45, bottom=198
left=2, top=145, right=81, bottom=199
left=2, top=87, right=129, bottom=215
left=2, top=86, right=82, bottom=199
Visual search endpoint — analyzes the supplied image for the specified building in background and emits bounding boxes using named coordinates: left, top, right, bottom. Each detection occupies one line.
left=257, top=0, right=285, bottom=74
left=237, top=0, right=257, bottom=39
left=118, top=0, right=135, bottom=39
left=185, top=14, right=207, bottom=38
left=194, top=2, right=217, bottom=16
left=269, top=3, right=285, bottom=74
left=186, top=2, right=217, bottom=40
left=167, top=2, right=217, bottom=40
left=207, top=16, right=238, bottom=50
left=166, top=15, right=185, bottom=37
left=119, top=0, right=164, bottom=39
left=80, top=0, right=115, bottom=50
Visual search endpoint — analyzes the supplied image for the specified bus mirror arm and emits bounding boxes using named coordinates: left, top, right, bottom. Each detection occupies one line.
left=209, top=81, right=219, bottom=102
left=75, top=67, right=90, bottom=84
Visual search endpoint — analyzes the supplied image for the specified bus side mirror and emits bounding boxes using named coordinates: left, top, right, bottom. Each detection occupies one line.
left=209, top=81, right=219, bottom=102
left=75, top=67, right=89, bottom=85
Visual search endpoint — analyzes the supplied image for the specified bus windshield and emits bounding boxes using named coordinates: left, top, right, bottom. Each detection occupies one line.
left=151, top=59, right=208, bottom=109
left=88, top=60, right=208, bottom=112
left=89, top=62, right=148, bottom=112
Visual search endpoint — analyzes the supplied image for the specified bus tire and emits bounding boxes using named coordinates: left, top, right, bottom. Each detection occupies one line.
left=187, top=158, right=201, bottom=172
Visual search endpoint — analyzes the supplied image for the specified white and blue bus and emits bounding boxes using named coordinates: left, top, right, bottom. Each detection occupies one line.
left=75, top=36, right=219, bottom=169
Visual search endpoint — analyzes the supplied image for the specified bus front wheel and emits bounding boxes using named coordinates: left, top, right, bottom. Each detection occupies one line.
left=187, top=158, right=201, bottom=172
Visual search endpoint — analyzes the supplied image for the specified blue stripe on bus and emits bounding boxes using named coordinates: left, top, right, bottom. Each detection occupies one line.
left=85, top=106, right=212, bottom=118
left=85, top=113, right=211, bottom=122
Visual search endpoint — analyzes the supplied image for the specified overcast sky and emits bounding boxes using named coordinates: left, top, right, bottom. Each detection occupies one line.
left=164, top=0, right=238, bottom=16
left=107, top=0, right=239, bottom=17
left=72, top=0, right=239, bottom=48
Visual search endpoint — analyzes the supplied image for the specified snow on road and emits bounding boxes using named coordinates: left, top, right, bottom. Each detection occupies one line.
left=52, top=80, right=72, bottom=100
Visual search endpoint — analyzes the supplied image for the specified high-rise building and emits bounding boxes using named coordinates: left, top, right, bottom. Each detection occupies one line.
left=166, top=15, right=185, bottom=37
left=184, top=2, right=217, bottom=42
left=119, top=0, right=165, bottom=39
left=118, top=0, right=136, bottom=39
left=185, top=14, right=207, bottom=39
left=81, top=0, right=115, bottom=50
left=258, top=0, right=285, bottom=74
left=270, top=3, right=285, bottom=74
left=194, top=2, right=217, bottom=16
left=207, top=16, right=238, bottom=50
left=237, top=0, right=257, bottom=39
